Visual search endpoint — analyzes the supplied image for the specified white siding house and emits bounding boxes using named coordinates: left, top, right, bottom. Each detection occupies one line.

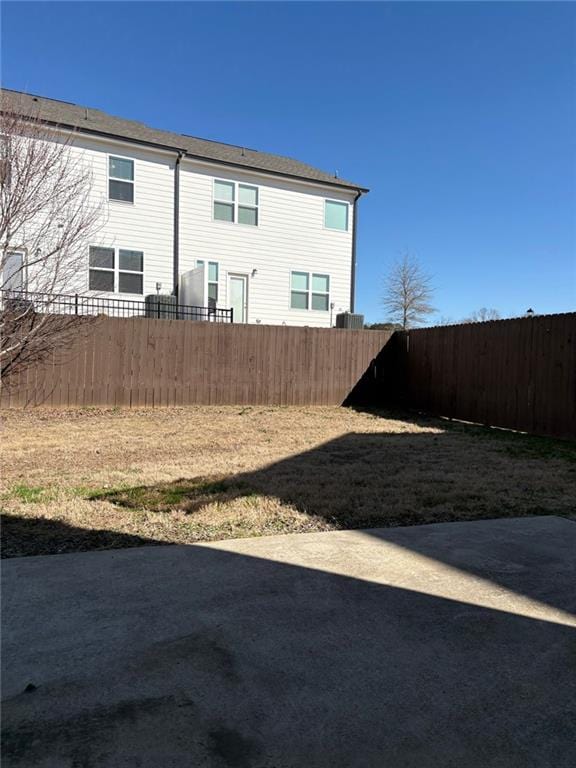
left=2, top=89, right=368, bottom=327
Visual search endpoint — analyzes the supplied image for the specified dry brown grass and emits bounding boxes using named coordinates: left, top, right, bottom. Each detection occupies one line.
left=1, top=405, right=575, bottom=557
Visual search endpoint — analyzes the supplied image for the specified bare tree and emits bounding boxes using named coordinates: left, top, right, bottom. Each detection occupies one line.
left=462, top=307, right=501, bottom=323
left=1, top=97, right=104, bottom=381
left=437, top=315, right=457, bottom=326
left=381, top=254, right=435, bottom=329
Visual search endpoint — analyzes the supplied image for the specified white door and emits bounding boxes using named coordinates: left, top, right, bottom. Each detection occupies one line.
left=2, top=252, right=24, bottom=292
left=229, top=274, right=248, bottom=323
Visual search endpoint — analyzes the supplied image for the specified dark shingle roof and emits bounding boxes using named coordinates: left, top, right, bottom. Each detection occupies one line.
left=1, top=88, right=367, bottom=192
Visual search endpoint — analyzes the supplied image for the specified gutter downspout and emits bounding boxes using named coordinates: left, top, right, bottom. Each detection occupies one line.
left=173, top=151, right=184, bottom=297
left=350, top=190, right=363, bottom=314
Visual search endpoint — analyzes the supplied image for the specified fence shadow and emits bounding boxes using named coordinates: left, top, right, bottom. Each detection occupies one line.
left=3, top=512, right=575, bottom=766
left=1, top=513, right=162, bottom=559
left=343, top=330, right=407, bottom=408
left=91, top=428, right=576, bottom=613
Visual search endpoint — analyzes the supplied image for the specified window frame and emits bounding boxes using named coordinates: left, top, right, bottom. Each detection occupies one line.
left=324, top=198, right=349, bottom=232
left=212, top=179, right=259, bottom=227
left=196, top=259, right=219, bottom=305
left=88, top=245, right=144, bottom=295
left=108, top=154, right=135, bottom=204
left=290, top=270, right=331, bottom=312
left=2, top=250, right=26, bottom=291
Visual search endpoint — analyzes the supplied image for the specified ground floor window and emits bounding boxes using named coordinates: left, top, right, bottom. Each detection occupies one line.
left=2, top=251, right=25, bottom=291
left=290, top=271, right=330, bottom=311
left=196, top=260, right=219, bottom=304
left=89, top=247, right=144, bottom=294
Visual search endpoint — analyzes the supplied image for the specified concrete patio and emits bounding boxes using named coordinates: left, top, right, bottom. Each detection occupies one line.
left=2, top=516, right=576, bottom=767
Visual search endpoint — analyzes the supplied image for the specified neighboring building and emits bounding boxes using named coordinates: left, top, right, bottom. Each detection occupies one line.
left=1, top=88, right=368, bottom=327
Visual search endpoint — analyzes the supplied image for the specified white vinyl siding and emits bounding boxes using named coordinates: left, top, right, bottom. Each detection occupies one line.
left=51, top=135, right=175, bottom=298
left=181, top=161, right=354, bottom=327
left=26, top=129, right=354, bottom=326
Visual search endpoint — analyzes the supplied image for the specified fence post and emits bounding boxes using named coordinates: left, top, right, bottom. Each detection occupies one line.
left=75, top=293, right=78, bottom=315
left=230, top=307, right=234, bottom=324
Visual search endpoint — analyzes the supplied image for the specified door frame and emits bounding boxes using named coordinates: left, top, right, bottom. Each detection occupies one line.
left=228, top=272, right=249, bottom=323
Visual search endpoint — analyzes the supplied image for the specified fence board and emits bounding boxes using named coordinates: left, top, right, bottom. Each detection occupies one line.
left=402, top=313, right=576, bottom=439
left=1, top=317, right=391, bottom=411
left=3, top=312, right=573, bottom=439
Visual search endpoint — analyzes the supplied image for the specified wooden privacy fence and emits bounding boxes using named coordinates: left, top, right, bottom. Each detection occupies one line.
left=0, top=317, right=392, bottom=408
left=397, top=313, right=576, bottom=440
left=2, top=312, right=574, bottom=439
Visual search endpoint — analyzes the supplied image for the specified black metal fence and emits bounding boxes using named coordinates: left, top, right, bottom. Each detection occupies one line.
left=0, top=290, right=234, bottom=323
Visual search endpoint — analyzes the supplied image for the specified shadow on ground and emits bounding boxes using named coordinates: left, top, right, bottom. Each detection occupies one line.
left=95, top=426, right=575, bottom=529
left=2, top=516, right=575, bottom=767
left=0, top=514, right=161, bottom=559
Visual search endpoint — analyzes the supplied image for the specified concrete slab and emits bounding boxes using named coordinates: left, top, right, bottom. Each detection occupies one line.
left=2, top=516, right=576, bottom=768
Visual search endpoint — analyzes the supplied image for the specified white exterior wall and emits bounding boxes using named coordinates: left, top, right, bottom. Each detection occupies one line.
left=22, top=130, right=356, bottom=326
left=179, top=162, right=355, bottom=327
left=62, top=134, right=175, bottom=298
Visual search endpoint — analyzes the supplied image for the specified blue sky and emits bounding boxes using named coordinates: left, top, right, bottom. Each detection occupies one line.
left=2, top=1, right=575, bottom=323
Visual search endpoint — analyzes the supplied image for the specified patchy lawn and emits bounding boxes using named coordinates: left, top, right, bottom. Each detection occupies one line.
left=1, top=406, right=575, bottom=558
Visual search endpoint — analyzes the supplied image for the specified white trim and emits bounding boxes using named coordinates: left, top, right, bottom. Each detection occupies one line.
left=1, top=250, right=27, bottom=291
left=289, top=269, right=331, bottom=312
left=196, top=259, right=219, bottom=305
left=228, top=272, right=249, bottom=323
left=212, top=178, right=259, bottom=227
left=108, top=153, right=135, bottom=205
left=88, top=245, right=145, bottom=295
left=323, top=198, right=350, bottom=232
left=35, top=123, right=363, bottom=196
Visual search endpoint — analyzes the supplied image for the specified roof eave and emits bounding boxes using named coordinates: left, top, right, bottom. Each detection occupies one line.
left=6, top=110, right=369, bottom=194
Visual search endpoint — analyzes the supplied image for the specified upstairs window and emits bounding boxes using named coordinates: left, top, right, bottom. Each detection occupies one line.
left=109, top=156, right=134, bottom=203
left=324, top=199, right=348, bottom=231
left=213, top=180, right=258, bottom=226
left=290, top=271, right=330, bottom=311
left=213, top=180, right=235, bottom=222
left=89, top=246, right=143, bottom=294
left=238, top=184, right=258, bottom=226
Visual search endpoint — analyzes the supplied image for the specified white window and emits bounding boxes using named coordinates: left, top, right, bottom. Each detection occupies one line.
left=290, top=271, right=330, bottom=311
left=196, top=260, right=219, bottom=304
left=213, top=180, right=258, bottom=226
left=89, top=246, right=143, bottom=294
left=109, top=156, right=134, bottom=203
left=2, top=251, right=25, bottom=291
left=324, top=199, right=349, bottom=231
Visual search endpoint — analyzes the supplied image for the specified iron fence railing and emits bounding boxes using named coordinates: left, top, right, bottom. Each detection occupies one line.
left=0, top=289, right=234, bottom=323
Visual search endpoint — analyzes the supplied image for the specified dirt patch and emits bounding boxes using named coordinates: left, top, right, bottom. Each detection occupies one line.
left=1, top=406, right=575, bottom=557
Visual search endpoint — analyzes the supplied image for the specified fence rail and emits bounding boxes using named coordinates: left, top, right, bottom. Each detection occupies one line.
left=0, top=289, right=233, bottom=323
